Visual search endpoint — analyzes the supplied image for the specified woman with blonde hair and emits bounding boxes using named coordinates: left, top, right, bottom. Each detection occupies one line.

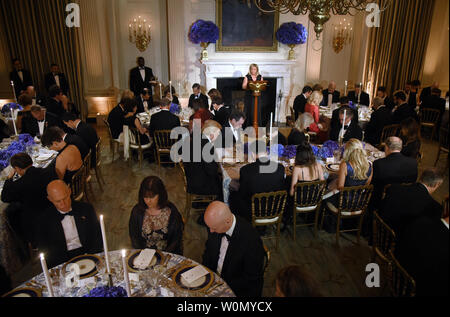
left=242, top=63, right=264, bottom=127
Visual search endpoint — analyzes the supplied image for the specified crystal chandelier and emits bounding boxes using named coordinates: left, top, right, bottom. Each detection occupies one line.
left=253, top=0, right=368, bottom=39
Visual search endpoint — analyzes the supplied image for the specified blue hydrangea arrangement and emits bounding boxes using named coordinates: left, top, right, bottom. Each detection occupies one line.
left=1, top=103, right=23, bottom=116
left=267, top=144, right=297, bottom=159
left=276, top=22, right=308, bottom=45
left=169, top=103, right=180, bottom=114
left=311, top=141, right=343, bottom=160
left=0, top=134, right=35, bottom=170
left=83, top=286, right=127, bottom=298
left=188, top=20, right=219, bottom=44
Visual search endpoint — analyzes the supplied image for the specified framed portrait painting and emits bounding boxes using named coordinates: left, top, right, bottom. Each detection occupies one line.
left=216, top=0, right=279, bottom=52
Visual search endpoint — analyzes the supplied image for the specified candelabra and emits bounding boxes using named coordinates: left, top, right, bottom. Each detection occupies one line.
left=129, top=16, right=151, bottom=52
left=332, top=18, right=352, bottom=53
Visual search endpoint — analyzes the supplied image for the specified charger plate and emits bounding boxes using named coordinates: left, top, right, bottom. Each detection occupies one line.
left=127, top=249, right=164, bottom=272
left=171, top=264, right=214, bottom=292
left=2, top=287, right=42, bottom=297
left=61, top=254, right=102, bottom=279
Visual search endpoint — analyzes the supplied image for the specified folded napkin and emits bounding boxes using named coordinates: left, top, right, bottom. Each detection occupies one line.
left=181, top=265, right=209, bottom=284
left=133, top=249, right=155, bottom=270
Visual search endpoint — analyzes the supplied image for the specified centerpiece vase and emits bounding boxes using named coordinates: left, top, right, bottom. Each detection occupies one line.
left=288, top=44, right=297, bottom=60
left=200, top=42, right=209, bottom=61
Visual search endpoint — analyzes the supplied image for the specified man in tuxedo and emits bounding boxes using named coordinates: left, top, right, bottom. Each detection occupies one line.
left=51, top=126, right=89, bottom=160
left=107, top=98, right=134, bottom=140
left=24, top=86, right=46, bottom=107
left=329, top=106, right=363, bottom=142
left=347, top=83, right=370, bottom=106
left=404, top=80, right=419, bottom=109
left=379, top=168, right=443, bottom=235
left=35, top=180, right=103, bottom=268
left=221, top=111, right=246, bottom=149
left=129, top=57, right=156, bottom=98
left=235, top=140, right=286, bottom=222
left=202, top=201, right=265, bottom=297
left=62, top=112, right=99, bottom=166
left=10, top=58, right=33, bottom=97
left=212, top=96, right=232, bottom=127
left=148, top=98, right=181, bottom=137
left=44, top=63, right=69, bottom=95
left=330, top=97, right=359, bottom=138
left=364, top=97, right=393, bottom=146
left=293, top=86, right=313, bottom=120
left=21, top=105, right=64, bottom=137
left=135, top=88, right=153, bottom=113
left=376, top=86, right=395, bottom=110
left=419, top=81, right=439, bottom=103
left=46, top=85, right=67, bottom=117
left=370, top=137, right=418, bottom=209
left=392, top=91, right=419, bottom=124
left=1, top=153, right=57, bottom=244
left=188, top=83, right=208, bottom=109
left=321, top=81, right=340, bottom=106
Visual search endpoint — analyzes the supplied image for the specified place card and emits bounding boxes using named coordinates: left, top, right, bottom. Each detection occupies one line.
left=133, top=249, right=155, bottom=270
left=326, top=158, right=334, bottom=164
left=181, top=265, right=209, bottom=284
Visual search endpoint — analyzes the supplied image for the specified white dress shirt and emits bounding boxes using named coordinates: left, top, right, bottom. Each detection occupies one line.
left=142, top=97, right=149, bottom=112
left=442, top=219, right=449, bottom=230
left=229, top=122, right=239, bottom=143
left=140, top=68, right=146, bottom=81
left=38, top=120, right=46, bottom=136
left=17, top=70, right=23, bottom=82
left=328, top=93, right=333, bottom=107
left=54, top=74, right=61, bottom=87
left=59, top=210, right=83, bottom=251
left=217, top=214, right=236, bottom=276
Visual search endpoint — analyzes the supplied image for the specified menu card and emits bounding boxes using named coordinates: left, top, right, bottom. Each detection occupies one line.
left=181, top=265, right=209, bottom=284
left=133, top=249, right=156, bottom=269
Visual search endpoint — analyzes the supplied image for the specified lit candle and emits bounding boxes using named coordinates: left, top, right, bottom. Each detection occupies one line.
left=269, top=112, right=273, bottom=141
left=159, top=83, right=162, bottom=98
left=344, top=80, right=348, bottom=96
left=341, top=109, right=347, bottom=140
left=169, top=81, right=172, bottom=100
left=99, top=215, right=111, bottom=274
left=121, top=250, right=132, bottom=297
left=40, top=253, right=55, bottom=297
left=10, top=81, right=17, bottom=102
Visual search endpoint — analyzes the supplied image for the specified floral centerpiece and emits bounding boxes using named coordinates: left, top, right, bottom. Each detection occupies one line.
left=188, top=20, right=219, bottom=61
left=276, top=22, right=308, bottom=60
left=1, top=103, right=23, bottom=136
left=311, top=141, right=343, bottom=161
left=267, top=144, right=298, bottom=159
left=169, top=103, right=181, bottom=115
left=83, top=286, right=127, bottom=298
left=0, top=134, right=35, bottom=171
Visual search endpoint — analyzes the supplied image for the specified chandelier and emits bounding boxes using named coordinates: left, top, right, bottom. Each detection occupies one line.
left=254, top=0, right=368, bottom=39
left=129, top=16, right=151, bottom=52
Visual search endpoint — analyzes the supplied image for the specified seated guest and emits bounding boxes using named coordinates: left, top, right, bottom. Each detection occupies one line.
left=275, top=265, right=322, bottom=297
left=365, top=96, right=393, bottom=145
left=208, top=88, right=222, bottom=112
left=237, top=140, right=285, bottom=222
left=149, top=97, right=181, bottom=137
left=202, top=201, right=265, bottom=297
left=46, top=85, right=67, bottom=117
left=188, top=83, right=208, bottom=109
left=405, top=80, right=419, bottom=109
left=135, top=88, right=153, bottom=113
left=329, top=107, right=363, bottom=142
left=395, top=210, right=449, bottom=296
left=347, top=83, right=370, bottom=106
left=21, top=105, right=63, bottom=137
left=392, top=91, right=418, bottom=124
left=293, top=86, right=313, bottom=120
left=400, top=117, right=421, bottom=159
left=288, top=113, right=312, bottom=146
left=1, top=153, right=57, bottom=244
left=35, top=180, right=103, bottom=268
left=371, top=137, right=418, bottom=209
left=41, top=127, right=83, bottom=184
left=107, top=97, right=134, bottom=140
left=129, top=176, right=184, bottom=255
left=23, top=86, right=45, bottom=107
left=376, top=86, right=395, bottom=110
left=221, top=110, right=246, bottom=148
left=62, top=112, right=99, bottom=166
left=290, top=142, right=325, bottom=196
left=321, top=81, right=340, bottom=106
left=330, top=97, right=359, bottom=138
left=44, top=63, right=69, bottom=95
left=212, top=96, right=231, bottom=128
left=189, top=99, right=213, bottom=133
left=380, top=168, right=443, bottom=235
left=54, top=126, right=89, bottom=160
left=419, top=81, right=439, bottom=103
left=163, top=86, right=180, bottom=106
left=123, top=98, right=151, bottom=145
left=305, top=91, right=325, bottom=134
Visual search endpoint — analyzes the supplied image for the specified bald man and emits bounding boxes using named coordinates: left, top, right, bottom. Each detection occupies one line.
left=34, top=180, right=103, bottom=267
left=321, top=81, right=340, bottom=106
left=202, top=202, right=265, bottom=297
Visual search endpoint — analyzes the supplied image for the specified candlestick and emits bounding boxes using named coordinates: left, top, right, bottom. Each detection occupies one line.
left=40, top=253, right=55, bottom=297
left=121, top=250, right=132, bottom=297
left=169, top=81, right=173, bottom=101
left=10, top=81, right=17, bottom=103
left=340, top=109, right=347, bottom=144
left=344, top=80, right=348, bottom=96
left=99, top=215, right=111, bottom=274
left=159, top=83, right=162, bottom=98
left=269, top=112, right=273, bottom=142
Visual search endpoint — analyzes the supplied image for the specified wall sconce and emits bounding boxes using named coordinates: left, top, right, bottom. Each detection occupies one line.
left=332, top=18, right=352, bottom=54
left=129, top=16, right=151, bottom=52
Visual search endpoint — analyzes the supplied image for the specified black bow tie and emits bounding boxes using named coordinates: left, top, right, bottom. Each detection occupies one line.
left=220, top=233, right=232, bottom=241
left=139, top=67, right=145, bottom=70
left=344, top=125, right=349, bottom=130
left=38, top=119, right=45, bottom=123
left=58, top=210, right=75, bottom=221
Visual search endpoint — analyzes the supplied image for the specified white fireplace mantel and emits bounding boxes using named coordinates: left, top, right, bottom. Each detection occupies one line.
left=202, top=59, right=296, bottom=122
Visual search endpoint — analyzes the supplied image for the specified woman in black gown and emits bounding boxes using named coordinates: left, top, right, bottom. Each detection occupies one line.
left=242, top=64, right=264, bottom=128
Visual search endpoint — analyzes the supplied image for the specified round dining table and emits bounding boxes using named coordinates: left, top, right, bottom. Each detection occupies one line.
left=6, top=250, right=235, bottom=297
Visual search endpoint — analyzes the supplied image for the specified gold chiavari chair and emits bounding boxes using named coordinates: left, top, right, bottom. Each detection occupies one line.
left=292, top=180, right=327, bottom=240
left=128, top=127, right=153, bottom=168
left=378, top=124, right=400, bottom=148
left=372, top=211, right=396, bottom=266
left=419, top=108, right=441, bottom=140
left=179, top=161, right=217, bottom=221
left=381, top=183, right=415, bottom=201
left=70, top=167, right=86, bottom=202
left=251, top=190, right=288, bottom=251
left=388, top=250, right=416, bottom=297
left=103, top=119, right=121, bottom=161
left=434, top=127, right=449, bottom=168
left=321, top=185, right=374, bottom=246
left=94, top=138, right=105, bottom=190
left=154, top=130, right=177, bottom=167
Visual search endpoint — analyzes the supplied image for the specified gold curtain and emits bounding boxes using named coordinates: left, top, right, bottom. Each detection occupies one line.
left=0, top=0, right=86, bottom=119
left=364, top=0, right=436, bottom=98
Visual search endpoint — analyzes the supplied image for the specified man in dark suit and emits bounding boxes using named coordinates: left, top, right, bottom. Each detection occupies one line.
left=347, top=83, right=370, bottom=107
left=21, top=105, right=64, bottom=137
left=62, top=112, right=99, bottom=166
left=235, top=140, right=286, bottom=222
left=293, top=86, right=313, bottom=120
left=46, top=85, right=67, bottom=118
left=365, top=96, right=393, bottom=146
left=220, top=111, right=246, bottom=149
left=419, top=81, right=439, bottom=103
left=10, top=58, right=33, bottom=97
left=35, top=180, right=103, bottom=268
left=44, top=63, right=69, bottom=95
left=376, top=86, right=395, bottom=110
left=202, top=201, right=265, bottom=297
left=392, top=91, right=419, bottom=124
left=188, top=83, right=208, bottom=109
left=107, top=98, right=134, bottom=140
left=129, top=57, right=156, bottom=98
left=1, top=153, right=57, bottom=244
left=50, top=126, right=89, bottom=160
left=379, top=168, right=443, bottom=235
left=212, top=96, right=232, bottom=127
left=329, top=106, right=363, bottom=142
left=321, top=81, right=340, bottom=106
left=330, top=97, right=359, bottom=139
left=135, top=88, right=153, bottom=113
left=148, top=98, right=181, bottom=137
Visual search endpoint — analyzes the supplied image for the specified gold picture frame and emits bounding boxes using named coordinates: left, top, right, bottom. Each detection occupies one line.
left=216, top=0, right=279, bottom=52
